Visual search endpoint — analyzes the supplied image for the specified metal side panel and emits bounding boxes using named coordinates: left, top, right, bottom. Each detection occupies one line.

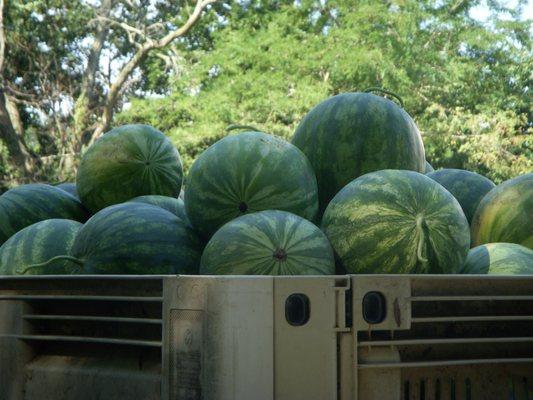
left=162, top=276, right=275, bottom=400
left=273, top=276, right=341, bottom=400
left=0, top=300, right=34, bottom=400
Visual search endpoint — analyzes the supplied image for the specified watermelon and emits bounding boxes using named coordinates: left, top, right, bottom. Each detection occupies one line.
left=77, top=124, right=183, bottom=213
left=291, top=91, right=425, bottom=214
left=471, top=173, right=533, bottom=249
left=200, top=210, right=335, bottom=275
left=128, top=195, right=190, bottom=226
left=424, top=161, right=434, bottom=174
left=44, top=203, right=202, bottom=275
left=0, top=219, right=82, bottom=275
left=426, top=168, right=495, bottom=224
left=55, top=182, right=79, bottom=200
left=185, top=131, right=318, bottom=239
left=461, top=243, right=533, bottom=275
left=322, top=170, right=470, bottom=274
left=0, top=184, right=89, bottom=245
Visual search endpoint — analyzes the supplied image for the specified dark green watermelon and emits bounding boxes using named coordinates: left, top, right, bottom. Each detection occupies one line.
left=55, top=182, right=79, bottom=200
left=60, top=203, right=202, bottom=274
left=185, top=131, right=318, bottom=239
left=322, top=170, right=470, bottom=274
left=201, top=210, right=335, bottom=275
left=77, top=124, right=183, bottom=213
left=128, top=195, right=190, bottom=226
left=461, top=243, right=533, bottom=274
left=0, top=219, right=82, bottom=275
left=0, top=184, right=89, bottom=245
left=471, top=173, right=532, bottom=249
left=424, top=161, right=434, bottom=174
left=426, top=168, right=495, bottom=224
left=291, top=92, right=425, bottom=214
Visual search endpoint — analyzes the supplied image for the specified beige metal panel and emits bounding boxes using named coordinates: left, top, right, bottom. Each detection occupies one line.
left=163, top=276, right=275, bottom=400
left=352, top=276, right=411, bottom=331
left=357, top=347, right=401, bottom=400
left=273, top=276, right=339, bottom=400
left=23, top=355, right=161, bottom=400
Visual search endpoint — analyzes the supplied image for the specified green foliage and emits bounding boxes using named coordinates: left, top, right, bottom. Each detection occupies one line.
left=117, top=0, right=532, bottom=182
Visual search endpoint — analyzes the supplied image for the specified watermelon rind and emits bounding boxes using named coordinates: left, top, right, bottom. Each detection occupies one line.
left=471, top=173, right=533, bottom=249
left=128, top=195, right=191, bottom=226
left=0, top=219, right=82, bottom=275
left=461, top=243, right=533, bottom=275
left=322, top=170, right=470, bottom=274
left=185, top=131, right=319, bottom=239
left=291, top=92, right=425, bottom=214
left=426, top=168, right=495, bottom=224
left=68, top=202, right=202, bottom=274
left=0, top=184, right=89, bottom=245
left=55, top=182, right=80, bottom=200
left=200, top=210, right=335, bottom=275
left=76, top=124, right=183, bottom=213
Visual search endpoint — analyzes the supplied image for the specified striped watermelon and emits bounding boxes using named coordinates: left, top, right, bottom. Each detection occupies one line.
left=128, top=195, right=190, bottom=226
left=55, top=182, right=79, bottom=200
left=185, top=131, right=318, bottom=239
left=56, top=203, right=202, bottom=274
left=77, top=124, right=183, bottom=213
left=0, top=219, right=82, bottom=275
left=291, top=91, right=425, bottom=214
left=322, top=170, right=470, bottom=274
left=0, top=184, right=89, bottom=245
left=461, top=243, right=533, bottom=274
left=424, top=161, right=434, bottom=174
left=471, top=173, right=532, bottom=249
left=200, top=210, right=335, bottom=275
left=426, top=169, right=495, bottom=224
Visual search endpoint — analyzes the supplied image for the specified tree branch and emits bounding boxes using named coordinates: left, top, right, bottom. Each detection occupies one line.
left=88, top=0, right=217, bottom=145
left=0, top=0, right=4, bottom=75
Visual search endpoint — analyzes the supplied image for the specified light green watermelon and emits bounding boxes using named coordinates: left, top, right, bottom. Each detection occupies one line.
left=0, top=219, right=82, bottom=275
left=461, top=243, right=533, bottom=274
left=426, top=168, right=495, bottom=224
left=185, top=131, right=318, bottom=239
left=291, top=91, right=425, bottom=215
left=200, top=210, right=335, bottom=275
left=128, top=195, right=190, bottom=226
left=424, top=161, right=434, bottom=174
left=322, top=170, right=470, bottom=274
left=471, top=173, right=532, bottom=249
left=0, top=184, right=89, bottom=245
left=77, top=124, right=183, bottom=213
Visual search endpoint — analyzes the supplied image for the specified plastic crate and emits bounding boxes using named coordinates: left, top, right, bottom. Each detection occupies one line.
left=0, top=275, right=532, bottom=399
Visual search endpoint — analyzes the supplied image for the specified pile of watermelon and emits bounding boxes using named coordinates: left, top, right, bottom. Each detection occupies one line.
left=0, top=89, right=531, bottom=276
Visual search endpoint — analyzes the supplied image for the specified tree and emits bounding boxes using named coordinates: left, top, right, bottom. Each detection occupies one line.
left=118, top=0, right=532, bottom=183
left=0, top=0, right=220, bottom=189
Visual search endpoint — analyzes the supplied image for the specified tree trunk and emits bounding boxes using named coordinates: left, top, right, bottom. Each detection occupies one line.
left=0, top=88, right=33, bottom=176
left=5, top=95, right=23, bottom=136
left=73, top=0, right=113, bottom=146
